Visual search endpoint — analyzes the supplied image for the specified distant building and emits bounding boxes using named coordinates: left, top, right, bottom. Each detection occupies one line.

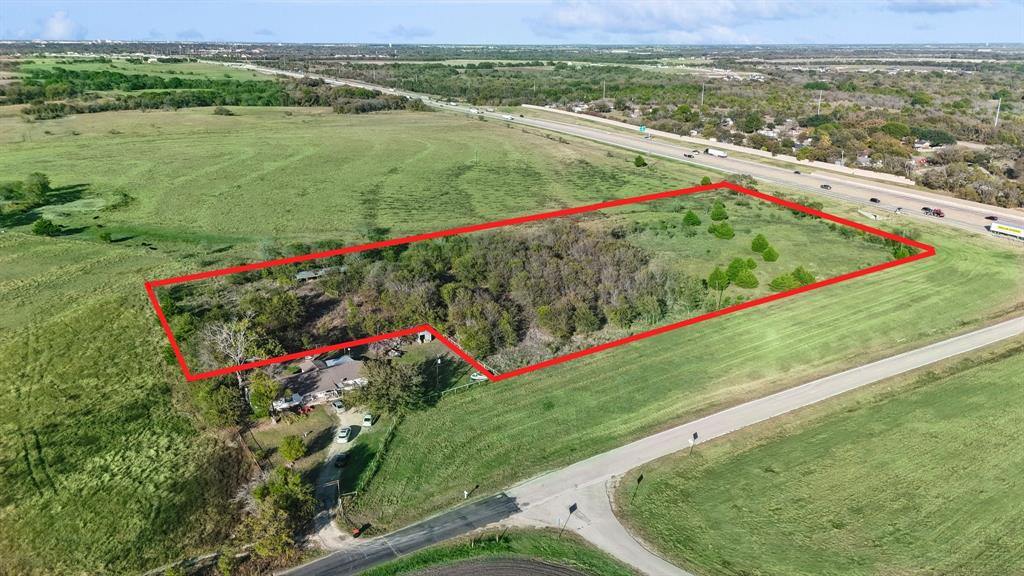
left=417, top=330, right=434, bottom=344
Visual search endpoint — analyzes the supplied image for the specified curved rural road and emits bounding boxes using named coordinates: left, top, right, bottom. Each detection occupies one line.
left=280, top=316, right=1024, bottom=576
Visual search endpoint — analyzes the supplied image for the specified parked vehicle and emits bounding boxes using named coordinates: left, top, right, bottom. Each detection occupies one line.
left=469, top=371, right=488, bottom=382
left=820, top=184, right=832, bottom=190
left=704, top=148, right=728, bottom=158
left=469, top=108, right=480, bottom=114
left=922, top=207, right=945, bottom=218
left=335, top=427, right=352, bottom=443
left=331, top=399, right=345, bottom=413
left=362, top=414, right=373, bottom=427
left=869, top=197, right=880, bottom=203
left=333, top=452, right=348, bottom=468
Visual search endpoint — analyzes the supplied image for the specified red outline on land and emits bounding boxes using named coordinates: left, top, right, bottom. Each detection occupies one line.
left=145, top=182, right=935, bottom=382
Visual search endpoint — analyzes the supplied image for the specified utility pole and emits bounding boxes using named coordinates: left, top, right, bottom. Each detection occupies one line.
left=700, top=82, right=706, bottom=110
left=602, top=80, right=606, bottom=100
left=816, top=90, right=822, bottom=115
left=994, top=98, right=1002, bottom=128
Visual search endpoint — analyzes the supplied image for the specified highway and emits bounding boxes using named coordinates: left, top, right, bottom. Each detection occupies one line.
left=278, top=316, right=1024, bottom=576
left=231, top=62, right=1024, bottom=238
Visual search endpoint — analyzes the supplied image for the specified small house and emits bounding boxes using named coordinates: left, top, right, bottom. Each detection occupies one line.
left=417, top=330, right=434, bottom=344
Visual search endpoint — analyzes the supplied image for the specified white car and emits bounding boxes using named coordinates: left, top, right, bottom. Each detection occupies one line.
left=362, top=413, right=373, bottom=427
left=501, top=114, right=514, bottom=121
left=469, top=371, right=489, bottom=382
left=469, top=108, right=480, bottom=114
left=335, top=426, right=352, bottom=443
left=331, top=399, right=345, bottom=413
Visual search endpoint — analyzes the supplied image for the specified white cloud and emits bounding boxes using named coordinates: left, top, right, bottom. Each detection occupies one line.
left=41, top=10, right=86, bottom=40
left=527, top=1, right=804, bottom=43
left=886, top=0, right=991, bottom=13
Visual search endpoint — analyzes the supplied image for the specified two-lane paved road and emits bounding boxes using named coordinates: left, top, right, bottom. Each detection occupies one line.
left=280, top=317, right=1024, bottom=576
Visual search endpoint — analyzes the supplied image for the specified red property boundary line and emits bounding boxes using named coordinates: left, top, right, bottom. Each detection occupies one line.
left=145, top=182, right=935, bottom=382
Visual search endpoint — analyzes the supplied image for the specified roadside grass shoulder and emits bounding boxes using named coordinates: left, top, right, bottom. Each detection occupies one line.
left=360, top=529, right=638, bottom=576
left=616, top=338, right=1024, bottom=576
left=344, top=217, right=1024, bottom=531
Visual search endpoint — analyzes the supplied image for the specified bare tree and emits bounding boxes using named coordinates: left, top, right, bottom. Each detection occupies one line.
left=201, top=314, right=260, bottom=388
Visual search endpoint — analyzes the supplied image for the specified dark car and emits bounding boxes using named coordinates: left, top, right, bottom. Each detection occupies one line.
left=333, top=452, right=348, bottom=468
left=985, top=215, right=999, bottom=221
left=793, top=170, right=801, bottom=174
left=869, top=197, right=880, bottom=203
left=820, top=184, right=832, bottom=190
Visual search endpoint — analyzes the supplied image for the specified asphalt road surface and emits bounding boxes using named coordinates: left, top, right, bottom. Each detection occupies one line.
left=280, top=494, right=521, bottom=576
left=232, top=62, right=1024, bottom=238
left=279, top=317, right=1023, bottom=576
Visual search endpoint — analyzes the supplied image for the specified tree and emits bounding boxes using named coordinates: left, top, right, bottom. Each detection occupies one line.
left=24, top=172, right=51, bottom=205
left=909, top=92, right=933, bottom=107
left=572, top=303, right=601, bottom=333
left=683, top=210, right=701, bottom=226
left=216, top=548, right=238, bottom=576
left=708, top=266, right=730, bottom=308
left=710, top=201, right=728, bottom=221
left=879, top=122, right=912, bottom=139
left=634, top=155, right=647, bottom=167
left=279, top=435, right=306, bottom=462
left=751, top=233, right=769, bottom=252
left=201, top=315, right=279, bottom=388
left=239, top=500, right=294, bottom=559
left=738, top=111, right=764, bottom=133
left=733, top=269, right=759, bottom=289
left=537, top=302, right=574, bottom=340
left=194, top=381, right=244, bottom=427
left=792, top=266, right=815, bottom=286
left=356, top=358, right=426, bottom=414
left=762, top=245, right=779, bottom=262
left=241, top=289, right=302, bottom=334
left=31, top=218, right=61, bottom=236
left=249, top=372, right=279, bottom=418
left=700, top=176, right=713, bottom=186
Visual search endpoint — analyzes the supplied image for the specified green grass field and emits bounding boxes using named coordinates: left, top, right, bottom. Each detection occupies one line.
left=361, top=529, right=637, bottom=576
left=0, top=105, right=1021, bottom=574
left=13, top=57, right=270, bottom=81
left=616, top=338, right=1024, bottom=576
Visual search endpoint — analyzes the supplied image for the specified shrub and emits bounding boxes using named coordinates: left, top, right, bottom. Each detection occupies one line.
left=634, top=155, right=647, bottom=167
left=746, top=257, right=757, bottom=269
left=710, top=202, right=729, bottom=221
left=769, top=273, right=801, bottom=291
left=762, top=245, right=779, bottom=261
left=726, top=258, right=749, bottom=281
left=279, top=435, right=306, bottom=462
left=99, top=231, right=112, bottom=242
left=700, top=176, right=713, bottom=185
left=751, top=233, right=769, bottom=252
left=734, top=269, right=759, bottom=289
left=792, top=266, right=816, bottom=286
left=31, top=218, right=61, bottom=236
left=213, top=106, right=235, bottom=116
left=683, top=210, right=701, bottom=226
left=708, top=222, right=735, bottom=239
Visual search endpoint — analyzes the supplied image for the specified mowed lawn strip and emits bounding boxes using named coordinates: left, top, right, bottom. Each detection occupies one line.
left=360, top=529, right=638, bottom=576
left=616, top=338, right=1024, bottom=576
left=347, top=220, right=1024, bottom=530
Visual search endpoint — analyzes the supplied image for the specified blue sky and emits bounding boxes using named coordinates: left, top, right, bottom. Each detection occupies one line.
left=2, top=1, right=1022, bottom=45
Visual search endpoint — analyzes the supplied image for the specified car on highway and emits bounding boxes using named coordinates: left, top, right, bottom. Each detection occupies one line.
left=469, top=371, right=488, bottom=382
left=683, top=153, right=695, bottom=158
left=922, top=207, right=945, bottom=218
left=362, top=413, right=374, bottom=427
left=501, top=114, right=514, bottom=120
left=793, top=170, right=801, bottom=174
left=820, top=184, right=832, bottom=190
left=335, top=426, right=352, bottom=443
left=985, top=215, right=999, bottom=221
left=869, top=197, right=880, bottom=203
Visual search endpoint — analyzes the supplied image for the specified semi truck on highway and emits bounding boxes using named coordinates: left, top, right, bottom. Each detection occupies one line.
left=704, top=148, right=728, bottom=158
left=989, top=222, right=1024, bottom=240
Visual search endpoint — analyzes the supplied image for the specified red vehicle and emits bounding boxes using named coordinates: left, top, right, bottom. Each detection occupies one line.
left=921, top=207, right=945, bottom=218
